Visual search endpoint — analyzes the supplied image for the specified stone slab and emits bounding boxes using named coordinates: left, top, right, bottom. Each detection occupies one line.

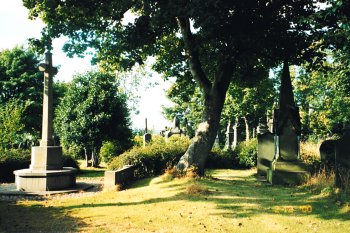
left=267, top=169, right=310, bottom=185
left=0, top=182, right=93, bottom=196
left=104, top=165, right=135, bottom=188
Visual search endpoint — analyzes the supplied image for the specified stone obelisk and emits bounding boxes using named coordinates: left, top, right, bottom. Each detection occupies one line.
left=14, top=52, right=77, bottom=191
left=267, top=60, right=309, bottom=185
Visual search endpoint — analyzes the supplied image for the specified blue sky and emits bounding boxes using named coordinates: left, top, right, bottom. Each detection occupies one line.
left=0, top=0, right=172, bottom=130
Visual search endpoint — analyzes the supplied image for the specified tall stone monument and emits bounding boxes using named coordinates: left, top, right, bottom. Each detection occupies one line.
left=267, top=60, right=309, bottom=185
left=14, top=52, right=77, bottom=191
left=224, top=121, right=234, bottom=150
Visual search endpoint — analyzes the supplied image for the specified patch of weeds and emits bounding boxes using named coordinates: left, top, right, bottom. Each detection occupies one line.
left=303, top=168, right=335, bottom=194
left=186, top=184, right=209, bottom=195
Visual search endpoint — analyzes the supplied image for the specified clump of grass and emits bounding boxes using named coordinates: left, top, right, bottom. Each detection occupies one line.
left=186, top=184, right=209, bottom=195
left=303, top=168, right=335, bottom=194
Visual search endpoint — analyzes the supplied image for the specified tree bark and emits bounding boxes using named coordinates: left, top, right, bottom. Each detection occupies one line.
left=176, top=89, right=227, bottom=175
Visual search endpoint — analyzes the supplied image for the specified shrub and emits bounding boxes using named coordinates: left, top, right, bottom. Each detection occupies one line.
left=235, top=139, right=258, bottom=168
left=100, top=141, right=122, bottom=163
left=206, top=147, right=237, bottom=169
left=0, top=149, right=80, bottom=182
left=108, top=135, right=190, bottom=178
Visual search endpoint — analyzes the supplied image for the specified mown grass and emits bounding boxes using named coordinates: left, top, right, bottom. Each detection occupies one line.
left=1, top=169, right=349, bottom=233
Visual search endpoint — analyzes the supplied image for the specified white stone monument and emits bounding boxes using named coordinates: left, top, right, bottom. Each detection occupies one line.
left=14, top=52, right=77, bottom=191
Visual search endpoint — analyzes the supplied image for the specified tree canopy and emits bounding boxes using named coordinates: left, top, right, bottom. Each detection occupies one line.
left=24, top=0, right=320, bottom=173
left=54, top=71, right=133, bottom=165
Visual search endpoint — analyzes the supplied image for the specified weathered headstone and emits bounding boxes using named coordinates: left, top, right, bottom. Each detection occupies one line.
left=14, top=52, right=77, bottom=191
left=143, top=118, right=152, bottom=147
left=267, top=61, right=309, bottom=185
left=257, top=122, right=275, bottom=176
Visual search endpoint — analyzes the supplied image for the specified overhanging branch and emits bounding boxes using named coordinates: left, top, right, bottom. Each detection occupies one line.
left=176, top=17, right=212, bottom=93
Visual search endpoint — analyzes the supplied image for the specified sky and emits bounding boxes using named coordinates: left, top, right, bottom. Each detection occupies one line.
left=0, top=0, right=173, bottom=131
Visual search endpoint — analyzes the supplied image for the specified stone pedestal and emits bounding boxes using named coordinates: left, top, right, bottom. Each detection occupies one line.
left=30, top=146, right=63, bottom=170
left=267, top=161, right=310, bottom=185
left=14, top=168, right=77, bottom=192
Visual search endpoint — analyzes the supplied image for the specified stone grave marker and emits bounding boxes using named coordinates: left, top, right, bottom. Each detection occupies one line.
left=267, top=60, right=309, bottom=185
left=257, top=122, right=275, bottom=176
left=143, top=118, right=152, bottom=147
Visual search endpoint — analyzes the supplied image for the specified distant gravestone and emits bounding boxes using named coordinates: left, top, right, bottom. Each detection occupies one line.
left=257, top=123, right=275, bottom=176
left=165, top=116, right=183, bottom=141
left=143, top=118, right=152, bottom=147
left=224, top=121, right=234, bottom=150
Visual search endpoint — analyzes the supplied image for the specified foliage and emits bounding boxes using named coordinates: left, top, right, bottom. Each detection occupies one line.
left=55, top=71, right=133, bottom=166
left=0, top=99, right=29, bottom=149
left=0, top=46, right=43, bottom=137
left=235, top=138, right=258, bottom=168
left=293, top=53, right=350, bottom=138
left=99, top=141, right=125, bottom=163
left=108, top=135, right=190, bottom=178
left=0, top=149, right=79, bottom=182
left=24, top=0, right=317, bottom=172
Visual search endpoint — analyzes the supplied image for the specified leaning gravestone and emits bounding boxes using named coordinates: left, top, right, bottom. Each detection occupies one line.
left=257, top=122, right=275, bottom=176
left=14, top=52, right=77, bottom=191
left=266, top=60, right=309, bottom=185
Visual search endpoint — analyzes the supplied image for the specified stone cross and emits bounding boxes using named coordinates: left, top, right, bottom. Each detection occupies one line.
left=39, top=52, right=58, bottom=147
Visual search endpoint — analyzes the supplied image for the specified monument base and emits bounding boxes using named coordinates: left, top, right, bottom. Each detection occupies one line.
left=267, top=161, right=310, bottom=185
left=13, top=168, right=77, bottom=191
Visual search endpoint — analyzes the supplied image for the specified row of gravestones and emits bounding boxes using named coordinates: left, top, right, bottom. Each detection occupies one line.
left=320, top=127, right=350, bottom=189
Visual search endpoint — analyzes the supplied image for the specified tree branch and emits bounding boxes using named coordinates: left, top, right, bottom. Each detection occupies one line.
left=176, top=17, right=212, bottom=93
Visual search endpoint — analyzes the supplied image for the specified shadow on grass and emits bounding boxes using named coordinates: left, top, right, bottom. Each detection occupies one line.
left=66, top=170, right=350, bottom=222
left=0, top=202, right=87, bottom=232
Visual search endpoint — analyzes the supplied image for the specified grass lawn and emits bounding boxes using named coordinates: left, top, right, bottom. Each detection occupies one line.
left=0, top=168, right=349, bottom=233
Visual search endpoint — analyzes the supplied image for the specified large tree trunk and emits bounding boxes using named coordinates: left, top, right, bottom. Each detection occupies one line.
left=176, top=17, right=233, bottom=175
left=177, top=88, right=227, bottom=175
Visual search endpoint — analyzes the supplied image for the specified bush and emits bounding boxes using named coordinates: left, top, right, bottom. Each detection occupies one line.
left=100, top=141, right=125, bottom=163
left=235, top=139, right=258, bottom=168
left=0, top=149, right=31, bottom=182
left=0, top=149, right=80, bottom=183
left=108, top=135, right=190, bottom=178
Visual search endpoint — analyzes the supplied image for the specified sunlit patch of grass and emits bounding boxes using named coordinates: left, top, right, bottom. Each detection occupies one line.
left=1, top=169, right=350, bottom=233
